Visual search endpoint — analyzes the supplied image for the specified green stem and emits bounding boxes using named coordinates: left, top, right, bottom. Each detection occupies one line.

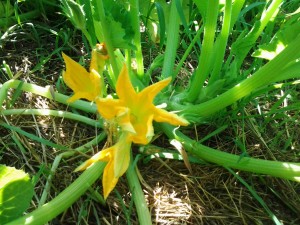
left=126, top=155, right=152, bottom=225
left=226, top=167, right=281, bottom=224
left=6, top=162, right=106, bottom=225
left=0, top=10, right=41, bottom=28
left=160, top=0, right=181, bottom=80
left=0, top=80, right=97, bottom=113
left=180, top=34, right=300, bottom=118
left=174, top=26, right=204, bottom=77
left=230, top=0, right=246, bottom=31
left=81, top=28, right=94, bottom=48
left=129, top=0, right=144, bottom=78
left=39, top=133, right=107, bottom=206
left=209, top=0, right=232, bottom=83
left=186, top=0, right=219, bottom=102
left=94, top=0, right=119, bottom=84
left=160, top=124, right=300, bottom=181
left=1, top=109, right=102, bottom=127
left=257, top=0, right=282, bottom=37
left=233, top=0, right=283, bottom=68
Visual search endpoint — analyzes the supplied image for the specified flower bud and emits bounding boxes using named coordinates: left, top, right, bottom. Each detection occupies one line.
left=61, top=0, right=86, bottom=31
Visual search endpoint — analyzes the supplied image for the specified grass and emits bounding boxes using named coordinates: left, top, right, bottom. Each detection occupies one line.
left=1, top=1, right=300, bottom=224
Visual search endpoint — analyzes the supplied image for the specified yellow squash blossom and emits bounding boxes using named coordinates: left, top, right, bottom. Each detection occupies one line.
left=96, top=64, right=189, bottom=145
left=75, top=133, right=132, bottom=199
left=62, top=43, right=108, bottom=103
left=75, top=60, right=189, bottom=199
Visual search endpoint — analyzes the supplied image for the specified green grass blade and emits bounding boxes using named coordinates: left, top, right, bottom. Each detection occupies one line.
left=226, top=167, right=282, bottom=225
left=154, top=2, right=166, bottom=50
left=0, top=122, right=69, bottom=151
left=7, top=81, right=23, bottom=108
left=232, top=0, right=283, bottom=69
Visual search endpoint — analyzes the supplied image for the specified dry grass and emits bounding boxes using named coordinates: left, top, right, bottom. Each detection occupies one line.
left=1, top=29, right=300, bottom=225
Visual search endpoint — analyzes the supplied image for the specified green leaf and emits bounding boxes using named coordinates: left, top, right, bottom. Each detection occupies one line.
left=154, top=2, right=166, bottom=48
left=252, top=15, right=300, bottom=60
left=0, top=1, right=14, bottom=18
left=192, top=0, right=207, bottom=19
left=61, top=0, right=86, bottom=30
left=106, top=16, right=134, bottom=49
left=139, top=0, right=170, bottom=43
left=0, top=165, right=34, bottom=224
left=0, top=122, right=69, bottom=151
left=92, top=0, right=135, bottom=49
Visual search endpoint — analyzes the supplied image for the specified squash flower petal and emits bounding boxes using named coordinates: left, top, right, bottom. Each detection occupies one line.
left=75, top=133, right=132, bottom=199
left=96, top=98, right=136, bottom=134
left=96, top=64, right=189, bottom=145
left=62, top=48, right=107, bottom=103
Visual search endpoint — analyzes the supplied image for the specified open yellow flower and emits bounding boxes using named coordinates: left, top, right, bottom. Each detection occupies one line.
left=73, top=59, right=189, bottom=199
left=75, top=133, right=132, bottom=199
left=62, top=43, right=108, bottom=103
left=96, top=64, right=189, bottom=145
